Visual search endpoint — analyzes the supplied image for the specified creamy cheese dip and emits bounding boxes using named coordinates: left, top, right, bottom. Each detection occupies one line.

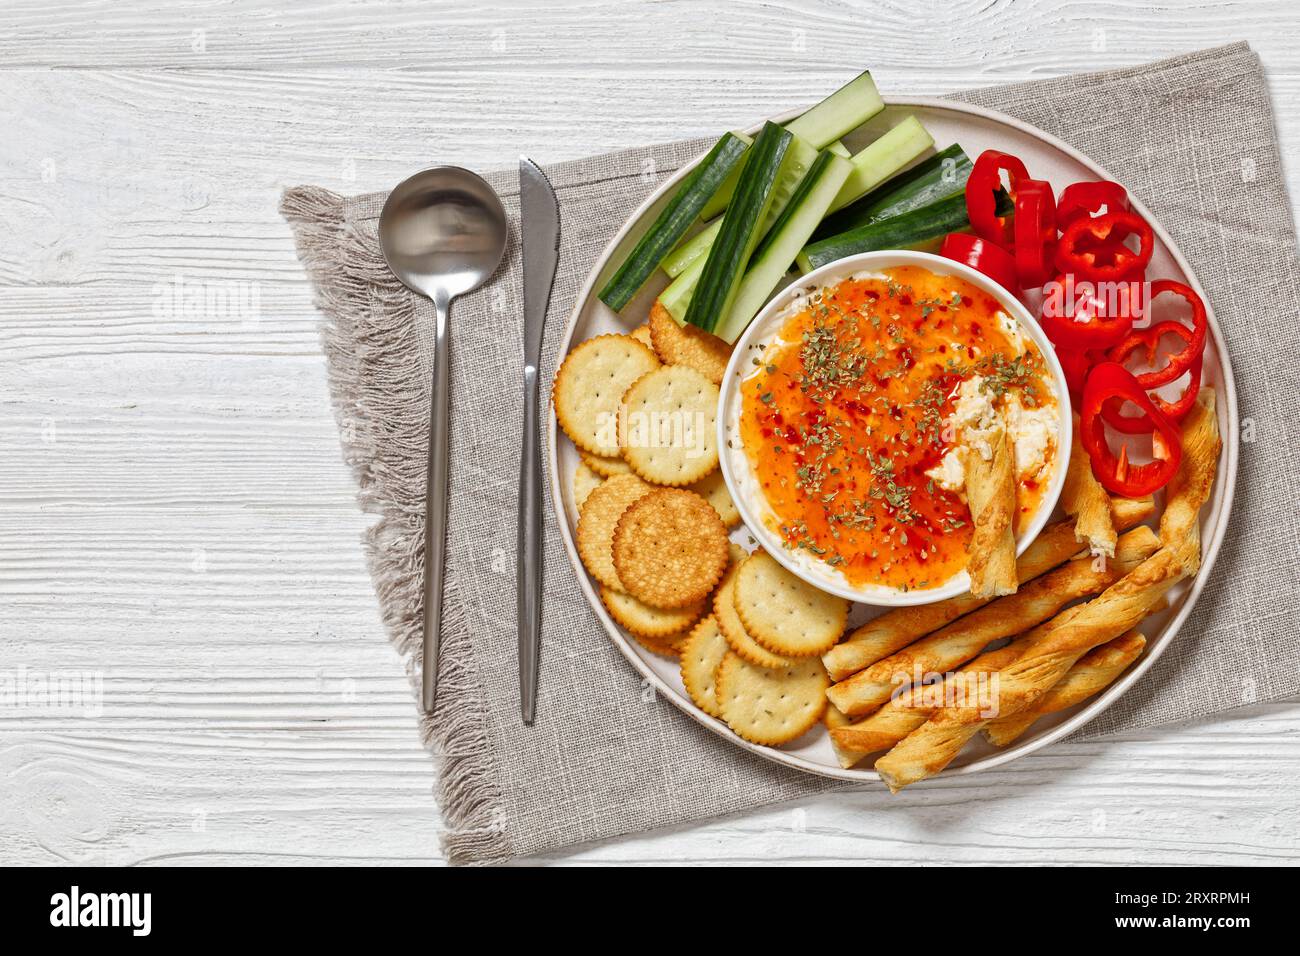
left=731, top=265, right=1060, bottom=595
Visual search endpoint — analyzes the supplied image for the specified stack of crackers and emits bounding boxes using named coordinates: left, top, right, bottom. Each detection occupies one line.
left=556, top=305, right=847, bottom=746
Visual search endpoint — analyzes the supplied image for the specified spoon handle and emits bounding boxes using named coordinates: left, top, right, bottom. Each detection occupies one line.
left=422, top=292, right=452, bottom=714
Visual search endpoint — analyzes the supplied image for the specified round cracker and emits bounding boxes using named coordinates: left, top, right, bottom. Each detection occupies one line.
left=629, top=322, right=654, bottom=350
left=618, top=364, right=719, bottom=486
left=555, top=334, right=659, bottom=456
left=679, top=615, right=729, bottom=718
left=726, top=540, right=748, bottom=569
left=612, top=488, right=728, bottom=609
left=734, top=551, right=849, bottom=657
left=630, top=627, right=690, bottom=659
left=648, top=300, right=732, bottom=385
left=572, top=460, right=603, bottom=510
left=600, top=585, right=705, bottom=640
left=688, top=468, right=740, bottom=527
left=716, top=652, right=829, bottom=746
left=581, top=450, right=633, bottom=478
left=576, top=474, right=651, bottom=590
left=713, top=567, right=795, bottom=669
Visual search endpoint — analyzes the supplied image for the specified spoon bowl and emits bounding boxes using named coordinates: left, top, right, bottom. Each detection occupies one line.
left=378, top=166, right=509, bottom=714
left=380, top=167, right=509, bottom=299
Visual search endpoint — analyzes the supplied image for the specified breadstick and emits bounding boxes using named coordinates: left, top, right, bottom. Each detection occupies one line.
left=983, top=630, right=1146, bottom=747
left=1062, top=421, right=1117, bottom=557
left=825, top=526, right=1158, bottom=716
left=875, top=393, right=1219, bottom=791
left=964, top=422, right=1018, bottom=598
left=821, top=495, right=1154, bottom=682
left=1158, top=388, right=1220, bottom=575
left=822, top=704, right=865, bottom=769
left=875, top=548, right=1186, bottom=791
left=832, top=598, right=1167, bottom=757
left=831, top=640, right=1024, bottom=755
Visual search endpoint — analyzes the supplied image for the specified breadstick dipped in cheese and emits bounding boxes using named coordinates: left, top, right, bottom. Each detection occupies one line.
left=1062, top=421, right=1117, bottom=557
left=983, top=629, right=1146, bottom=747
left=822, top=496, right=1154, bottom=682
left=964, top=422, right=1018, bottom=598
left=825, top=525, right=1159, bottom=716
left=874, top=389, right=1219, bottom=792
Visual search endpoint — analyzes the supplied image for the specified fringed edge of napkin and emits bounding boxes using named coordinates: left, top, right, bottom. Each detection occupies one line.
left=280, top=186, right=510, bottom=866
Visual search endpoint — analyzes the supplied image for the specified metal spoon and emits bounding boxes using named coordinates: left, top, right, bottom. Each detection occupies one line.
left=378, top=166, right=508, bottom=714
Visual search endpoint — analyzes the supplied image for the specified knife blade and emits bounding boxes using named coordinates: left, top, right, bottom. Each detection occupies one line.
left=517, top=156, right=560, bottom=724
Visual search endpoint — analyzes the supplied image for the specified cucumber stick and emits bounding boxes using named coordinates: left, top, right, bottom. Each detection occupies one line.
left=797, top=189, right=1014, bottom=273
left=826, top=140, right=851, bottom=158
left=673, top=118, right=933, bottom=281
left=661, top=220, right=720, bottom=278
left=685, top=121, right=792, bottom=334
left=829, top=115, right=934, bottom=212
left=715, top=150, right=852, bottom=344
left=784, top=70, right=884, bottom=149
left=659, top=252, right=704, bottom=323
left=697, top=68, right=878, bottom=222
left=597, top=131, right=749, bottom=311
left=813, top=143, right=971, bottom=241
left=663, top=134, right=816, bottom=278
left=700, top=129, right=817, bottom=224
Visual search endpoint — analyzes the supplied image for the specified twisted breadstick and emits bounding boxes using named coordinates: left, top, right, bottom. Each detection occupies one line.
left=964, top=423, right=1018, bottom=598
left=1062, top=422, right=1117, bottom=557
left=826, top=526, right=1158, bottom=716
left=983, top=629, right=1146, bottom=747
left=821, top=496, right=1154, bottom=682
left=874, top=389, right=1219, bottom=792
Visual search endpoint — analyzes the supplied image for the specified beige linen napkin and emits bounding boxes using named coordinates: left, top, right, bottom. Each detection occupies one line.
left=282, top=42, right=1299, bottom=864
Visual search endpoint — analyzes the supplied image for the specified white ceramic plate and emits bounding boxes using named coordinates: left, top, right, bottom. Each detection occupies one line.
left=719, top=248, right=1073, bottom=607
left=547, top=98, right=1239, bottom=782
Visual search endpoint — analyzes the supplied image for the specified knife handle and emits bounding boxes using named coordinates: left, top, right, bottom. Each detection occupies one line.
left=517, top=363, right=543, bottom=724
left=422, top=290, right=452, bottom=714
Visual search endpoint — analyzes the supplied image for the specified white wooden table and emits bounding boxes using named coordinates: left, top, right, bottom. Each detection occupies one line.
left=2, top=0, right=1297, bottom=866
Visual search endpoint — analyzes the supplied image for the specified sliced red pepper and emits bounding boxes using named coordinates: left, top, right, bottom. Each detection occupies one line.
left=1103, top=321, right=1204, bottom=431
left=1013, top=179, right=1057, bottom=288
left=966, top=149, right=1029, bottom=249
left=1040, top=275, right=1141, bottom=350
left=1107, top=320, right=1199, bottom=388
left=1054, top=209, right=1154, bottom=282
left=1102, top=353, right=1203, bottom=431
left=1145, top=278, right=1208, bottom=368
left=1054, top=344, right=1099, bottom=406
left=1080, top=362, right=1183, bottom=497
left=939, top=231, right=1019, bottom=293
left=1056, top=180, right=1129, bottom=229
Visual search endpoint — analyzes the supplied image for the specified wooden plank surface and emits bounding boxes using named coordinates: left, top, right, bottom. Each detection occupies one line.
left=1, top=0, right=1297, bottom=866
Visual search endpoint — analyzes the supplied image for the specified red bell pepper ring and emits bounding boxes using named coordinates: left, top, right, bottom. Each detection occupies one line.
left=1054, top=345, right=1099, bottom=406
left=1040, top=275, right=1141, bottom=350
left=1103, top=321, right=1204, bottom=431
left=966, top=149, right=1029, bottom=249
left=1056, top=180, right=1129, bottom=229
left=1145, top=278, right=1208, bottom=369
left=1013, top=179, right=1057, bottom=288
left=1108, top=319, right=1199, bottom=389
left=1102, top=352, right=1203, bottom=432
left=1054, top=209, right=1154, bottom=282
left=939, top=231, right=1019, bottom=294
left=1080, top=362, right=1183, bottom=497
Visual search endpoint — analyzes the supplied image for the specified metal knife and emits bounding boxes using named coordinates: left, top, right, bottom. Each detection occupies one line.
left=517, top=157, right=560, bottom=724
